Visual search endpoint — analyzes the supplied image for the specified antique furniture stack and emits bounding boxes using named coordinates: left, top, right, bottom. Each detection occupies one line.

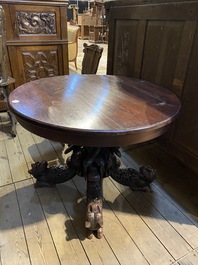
left=78, top=0, right=107, bottom=43
left=1, top=0, right=69, bottom=88
left=106, top=0, right=198, bottom=174
left=77, top=12, right=90, bottom=40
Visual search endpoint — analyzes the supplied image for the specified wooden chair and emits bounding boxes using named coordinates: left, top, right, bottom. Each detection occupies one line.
left=68, top=25, right=79, bottom=70
left=81, top=43, right=104, bottom=74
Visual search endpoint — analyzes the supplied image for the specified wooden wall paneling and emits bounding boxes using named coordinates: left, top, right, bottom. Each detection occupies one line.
left=59, top=5, right=69, bottom=75
left=158, top=21, right=197, bottom=143
left=106, top=0, right=198, bottom=173
left=140, top=17, right=198, bottom=170
left=107, top=2, right=198, bottom=21
left=106, top=12, right=115, bottom=74
left=60, top=5, right=68, bottom=40
left=108, top=19, right=146, bottom=77
left=7, top=46, right=25, bottom=87
left=172, top=21, right=197, bottom=97
left=133, top=20, right=146, bottom=78
left=8, top=5, right=19, bottom=40
left=113, top=20, right=139, bottom=76
left=2, top=4, right=12, bottom=40
left=62, top=43, right=69, bottom=75
left=57, top=44, right=64, bottom=75
left=173, top=26, right=198, bottom=157
left=141, top=20, right=185, bottom=90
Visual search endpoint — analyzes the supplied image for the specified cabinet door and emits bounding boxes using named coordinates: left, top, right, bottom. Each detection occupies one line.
left=8, top=45, right=65, bottom=87
left=9, top=5, right=61, bottom=41
left=107, top=1, right=198, bottom=172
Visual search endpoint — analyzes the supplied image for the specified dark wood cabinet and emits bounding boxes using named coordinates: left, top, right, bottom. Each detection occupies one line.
left=106, top=0, right=198, bottom=173
left=1, top=0, right=69, bottom=87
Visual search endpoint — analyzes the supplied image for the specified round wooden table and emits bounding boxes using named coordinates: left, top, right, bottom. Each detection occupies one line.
left=9, top=75, right=181, bottom=238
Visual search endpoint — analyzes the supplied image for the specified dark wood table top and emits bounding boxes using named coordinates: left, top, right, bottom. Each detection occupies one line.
left=8, top=75, right=181, bottom=147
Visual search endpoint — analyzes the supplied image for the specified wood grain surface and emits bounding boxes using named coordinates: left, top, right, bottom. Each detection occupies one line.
left=9, top=75, right=181, bottom=146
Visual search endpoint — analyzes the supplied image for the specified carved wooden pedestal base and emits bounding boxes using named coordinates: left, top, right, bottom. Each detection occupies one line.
left=28, top=146, right=157, bottom=239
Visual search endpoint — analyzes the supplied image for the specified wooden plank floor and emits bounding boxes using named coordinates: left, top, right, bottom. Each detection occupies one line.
left=0, top=112, right=198, bottom=265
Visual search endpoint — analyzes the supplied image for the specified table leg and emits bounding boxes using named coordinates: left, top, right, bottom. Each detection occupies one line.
left=85, top=166, right=103, bottom=239
left=7, top=109, right=17, bottom=137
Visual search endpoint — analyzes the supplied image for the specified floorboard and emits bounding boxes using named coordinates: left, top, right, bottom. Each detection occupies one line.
left=0, top=183, right=31, bottom=265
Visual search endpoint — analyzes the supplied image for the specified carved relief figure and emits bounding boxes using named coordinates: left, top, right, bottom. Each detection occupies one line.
left=17, top=12, right=56, bottom=34
left=116, top=31, right=129, bottom=75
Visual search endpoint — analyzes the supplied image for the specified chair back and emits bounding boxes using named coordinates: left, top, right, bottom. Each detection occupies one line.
left=68, top=25, right=79, bottom=69
left=68, top=25, right=79, bottom=43
left=81, top=43, right=103, bottom=74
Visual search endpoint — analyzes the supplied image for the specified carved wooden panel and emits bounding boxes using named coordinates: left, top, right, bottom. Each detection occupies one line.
left=9, top=4, right=61, bottom=40
left=22, top=49, right=59, bottom=82
left=113, top=20, right=139, bottom=77
left=173, top=26, right=198, bottom=156
left=3, top=1, right=69, bottom=87
left=141, top=20, right=185, bottom=93
left=114, top=27, right=130, bottom=76
left=7, top=45, right=63, bottom=87
left=17, top=11, right=57, bottom=35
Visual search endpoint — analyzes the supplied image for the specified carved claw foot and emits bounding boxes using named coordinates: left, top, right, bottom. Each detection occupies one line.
left=28, top=160, right=77, bottom=187
left=110, top=165, right=157, bottom=192
left=7, top=110, right=17, bottom=137
left=86, top=229, right=94, bottom=240
left=10, top=130, right=16, bottom=138
left=34, top=180, right=55, bottom=188
left=86, top=228, right=103, bottom=240
left=85, top=200, right=103, bottom=239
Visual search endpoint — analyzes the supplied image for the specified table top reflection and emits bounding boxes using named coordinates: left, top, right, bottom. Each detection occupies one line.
left=8, top=75, right=181, bottom=147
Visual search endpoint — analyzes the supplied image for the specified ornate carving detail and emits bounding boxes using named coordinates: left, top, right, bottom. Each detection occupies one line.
left=116, top=31, right=129, bottom=75
left=28, top=145, right=157, bottom=239
left=86, top=165, right=103, bottom=239
left=28, top=160, right=77, bottom=188
left=17, top=11, right=56, bottom=35
left=22, top=50, right=58, bottom=81
left=85, top=199, right=103, bottom=239
left=110, top=165, right=157, bottom=192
